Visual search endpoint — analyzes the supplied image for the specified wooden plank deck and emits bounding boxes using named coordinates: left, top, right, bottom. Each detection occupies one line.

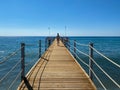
left=17, top=39, right=96, bottom=90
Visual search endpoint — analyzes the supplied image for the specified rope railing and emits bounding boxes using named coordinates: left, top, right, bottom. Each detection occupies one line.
left=89, top=56, right=120, bottom=88
left=65, top=39, right=120, bottom=89
left=0, top=39, right=46, bottom=89
left=0, top=47, right=16, bottom=59
left=25, top=53, right=39, bottom=66
left=89, top=45, right=120, bottom=68
left=90, top=67, right=107, bottom=90
left=70, top=40, right=89, bottom=47
left=0, top=48, right=21, bottom=64
left=67, top=42, right=89, bottom=57
left=0, top=38, right=119, bottom=89
left=68, top=44, right=107, bottom=89
left=0, top=59, right=21, bottom=84
left=25, top=47, right=38, bottom=57
left=75, top=41, right=89, bottom=47
left=70, top=48, right=89, bottom=67
left=0, top=38, right=55, bottom=90
left=8, top=70, right=22, bottom=90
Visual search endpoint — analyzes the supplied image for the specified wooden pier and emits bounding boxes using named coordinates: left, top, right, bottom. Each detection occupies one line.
left=17, top=39, right=96, bottom=90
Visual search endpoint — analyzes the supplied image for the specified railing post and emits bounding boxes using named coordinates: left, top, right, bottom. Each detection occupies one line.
left=39, top=40, right=41, bottom=58
left=61, top=37, right=63, bottom=43
left=63, top=38, right=65, bottom=45
left=74, top=40, right=76, bottom=58
left=21, top=43, right=25, bottom=81
left=45, top=38, right=47, bottom=51
left=65, top=37, right=67, bottom=47
left=68, top=39, right=70, bottom=51
left=89, top=43, right=93, bottom=80
left=48, top=39, right=51, bottom=47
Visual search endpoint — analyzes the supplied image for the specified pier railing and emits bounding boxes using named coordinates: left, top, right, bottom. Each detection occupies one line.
left=64, top=39, right=120, bottom=90
left=0, top=37, right=120, bottom=90
left=0, top=37, right=54, bottom=89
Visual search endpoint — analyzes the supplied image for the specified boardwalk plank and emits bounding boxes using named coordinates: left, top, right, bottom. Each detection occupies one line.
left=17, top=39, right=96, bottom=90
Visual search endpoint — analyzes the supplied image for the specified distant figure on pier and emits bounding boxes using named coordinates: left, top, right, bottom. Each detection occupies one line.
left=56, top=33, right=60, bottom=46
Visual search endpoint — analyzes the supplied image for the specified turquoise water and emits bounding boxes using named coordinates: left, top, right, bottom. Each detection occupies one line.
left=0, top=36, right=120, bottom=90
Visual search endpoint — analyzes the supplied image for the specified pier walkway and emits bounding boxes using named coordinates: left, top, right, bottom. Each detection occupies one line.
left=17, top=39, right=96, bottom=90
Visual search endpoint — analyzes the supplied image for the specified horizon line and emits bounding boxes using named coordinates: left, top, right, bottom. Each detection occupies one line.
left=0, top=35, right=120, bottom=37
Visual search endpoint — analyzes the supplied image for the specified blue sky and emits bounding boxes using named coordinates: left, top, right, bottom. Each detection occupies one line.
left=0, top=0, right=120, bottom=36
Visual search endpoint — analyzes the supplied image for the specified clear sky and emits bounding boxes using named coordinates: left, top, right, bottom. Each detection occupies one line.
left=0, top=0, right=120, bottom=36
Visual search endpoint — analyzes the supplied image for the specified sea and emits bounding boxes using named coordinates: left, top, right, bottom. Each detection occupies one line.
left=0, top=36, right=120, bottom=90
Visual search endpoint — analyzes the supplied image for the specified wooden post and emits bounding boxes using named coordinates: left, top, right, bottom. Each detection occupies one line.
left=48, top=39, right=51, bottom=47
left=21, top=43, right=25, bottom=81
left=39, top=40, right=41, bottom=58
left=74, top=40, right=76, bottom=58
left=61, top=37, right=63, bottom=43
left=68, top=39, right=70, bottom=51
left=67, top=39, right=69, bottom=50
left=64, top=38, right=67, bottom=47
left=89, top=43, right=93, bottom=80
left=45, top=38, right=47, bottom=51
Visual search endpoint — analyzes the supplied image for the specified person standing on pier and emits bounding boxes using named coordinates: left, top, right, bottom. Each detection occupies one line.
left=57, top=33, right=60, bottom=46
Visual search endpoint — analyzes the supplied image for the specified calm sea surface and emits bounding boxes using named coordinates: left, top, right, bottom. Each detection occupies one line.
left=0, top=36, right=120, bottom=90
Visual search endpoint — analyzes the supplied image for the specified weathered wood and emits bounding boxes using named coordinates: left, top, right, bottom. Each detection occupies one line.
left=21, top=43, right=25, bottom=81
left=74, top=40, right=76, bottom=58
left=89, top=43, right=94, bottom=80
left=39, top=40, right=41, bottom=58
left=17, top=39, right=96, bottom=90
